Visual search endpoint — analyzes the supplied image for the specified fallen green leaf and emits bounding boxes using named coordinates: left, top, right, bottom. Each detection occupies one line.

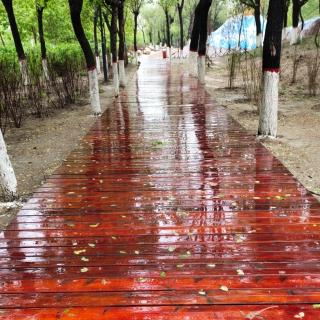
left=160, top=271, right=167, bottom=278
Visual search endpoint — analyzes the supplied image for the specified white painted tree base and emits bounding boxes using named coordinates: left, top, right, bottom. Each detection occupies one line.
left=118, top=60, right=126, bottom=88
left=112, top=62, right=120, bottom=97
left=19, top=59, right=29, bottom=86
left=42, top=59, right=50, bottom=81
left=189, top=51, right=198, bottom=77
left=96, top=55, right=101, bottom=74
left=256, top=33, right=262, bottom=48
left=0, top=129, right=17, bottom=200
left=290, top=27, right=301, bottom=45
left=88, top=68, right=101, bottom=115
left=258, top=71, right=279, bottom=137
left=197, top=55, right=206, bottom=84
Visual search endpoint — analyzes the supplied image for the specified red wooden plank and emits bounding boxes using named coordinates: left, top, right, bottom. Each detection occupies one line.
left=0, top=58, right=320, bottom=318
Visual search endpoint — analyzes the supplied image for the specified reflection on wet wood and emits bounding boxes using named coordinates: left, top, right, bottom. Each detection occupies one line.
left=0, top=58, right=320, bottom=319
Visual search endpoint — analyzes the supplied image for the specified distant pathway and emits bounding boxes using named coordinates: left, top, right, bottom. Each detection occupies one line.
left=1, top=57, right=320, bottom=319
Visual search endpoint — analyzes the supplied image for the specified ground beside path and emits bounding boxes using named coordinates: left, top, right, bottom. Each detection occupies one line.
left=205, top=50, right=320, bottom=199
left=0, top=57, right=320, bottom=319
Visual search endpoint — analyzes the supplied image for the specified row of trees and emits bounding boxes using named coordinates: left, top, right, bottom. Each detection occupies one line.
left=142, top=0, right=314, bottom=59
left=188, top=0, right=317, bottom=140
left=0, top=0, right=147, bottom=199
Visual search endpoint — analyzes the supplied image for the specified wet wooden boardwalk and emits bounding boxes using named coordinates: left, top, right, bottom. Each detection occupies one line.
left=1, top=58, right=320, bottom=319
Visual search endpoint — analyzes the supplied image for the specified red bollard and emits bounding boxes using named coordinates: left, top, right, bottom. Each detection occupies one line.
left=162, top=49, right=167, bottom=59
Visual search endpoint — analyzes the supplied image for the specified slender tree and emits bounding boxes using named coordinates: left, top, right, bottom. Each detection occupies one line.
left=118, top=0, right=126, bottom=87
left=1, top=0, right=28, bottom=85
left=239, top=0, right=262, bottom=47
left=283, top=0, right=290, bottom=29
left=283, top=0, right=290, bottom=40
left=258, top=0, right=285, bottom=137
left=99, top=6, right=108, bottom=82
left=159, top=0, right=174, bottom=58
left=36, top=0, right=50, bottom=80
left=189, top=0, right=212, bottom=83
left=68, top=0, right=101, bottom=115
left=93, top=5, right=101, bottom=74
left=128, top=0, right=144, bottom=64
left=290, top=0, right=308, bottom=45
left=103, top=1, right=120, bottom=96
left=177, top=0, right=184, bottom=54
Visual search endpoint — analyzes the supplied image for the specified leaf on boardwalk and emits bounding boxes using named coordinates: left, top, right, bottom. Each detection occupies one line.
left=313, top=304, right=320, bottom=308
left=220, top=285, right=229, bottom=292
left=89, top=223, right=100, bottom=228
left=179, top=251, right=191, bottom=259
left=198, top=289, right=206, bottom=296
left=81, top=257, right=89, bottom=262
left=66, top=223, right=75, bottom=227
left=207, top=264, right=216, bottom=268
left=236, top=269, right=245, bottom=276
left=88, top=243, right=96, bottom=248
left=168, top=246, right=176, bottom=252
left=294, top=312, right=305, bottom=319
left=80, top=267, right=88, bottom=273
left=74, top=249, right=86, bottom=255
left=160, top=271, right=167, bottom=277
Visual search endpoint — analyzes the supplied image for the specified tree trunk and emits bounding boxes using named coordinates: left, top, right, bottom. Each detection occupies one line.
left=133, top=11, right=139, bottom=65
left=165, top=9, right=171, bottom=49
left=290, top=0, right=308, bottom=44
left=284, top=0, right=290, bottom=28
left=148, top=31, right=152, bottom=44
left=258, top=0, right=285, bottom=138
left=37, top=6, right=49, bottom=80
left=93, top=6, right=101, bottom=74
left=0, top=31, right=5, bottom=46
left=118, top=1, right=126, bottom=87
left=0, top=129, right=17, bottom=200
left=189, top=0, right=212, bottom=81
left=68, top=0, right=101, bottom=115
left=110, top=4, right=119, bottom=97
left=254, top=0, right=262, bottom=47
left=291, top=0, right=301, bottom=44
left=99, top=6, right=108, bottom=82
left=133, top=12, right=138, bottom=52
left=283, top=0, right=290, bottom=40
left=197, top=0, right=211, bottom=83
left=189, top=3, right=200, bottom=77
left=177, top=0, right=184, bottom=52
left=1, top=0, right=28, bottom=85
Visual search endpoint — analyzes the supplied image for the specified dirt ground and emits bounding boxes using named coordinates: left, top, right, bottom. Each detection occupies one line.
left=0, top=64, right=137, bottom=228
left=205, top=43, right=320, bottom=200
